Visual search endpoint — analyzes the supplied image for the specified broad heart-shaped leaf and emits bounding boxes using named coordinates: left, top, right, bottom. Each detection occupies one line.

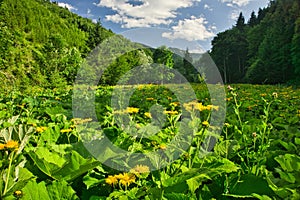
left=27, top=144, right=100, bottom=181
left=229, top=174, right=275, bottom=197
left=21, top=180, right=79, bottom=200
left=21, top=181, right=51, bottom=200
left=47, top=180, right=79, bottom=200
left=163, top=158, right=238, bottom=193
left=53, top=150, right=100, bottom=181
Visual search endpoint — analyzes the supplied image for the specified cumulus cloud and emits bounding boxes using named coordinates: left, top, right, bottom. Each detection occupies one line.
left=94, top=0, right=201, bottom=28
left=230, top=9, right=242, bottom=20
left=204, top=4, right=213, bottom=11
left=162, top=16, right=215, bottom=41
left=57, top=2, right=77, bottom=11
left=220, top=0, right=250, bottom=7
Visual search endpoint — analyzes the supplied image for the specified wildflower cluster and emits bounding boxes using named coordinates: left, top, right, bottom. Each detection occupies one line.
left=36, top=126, right=47, bottom=133
left=113, top=107, right=140, bottom=115
left=183, top=101, right=219, bottom=112
left=71, top=118, right=93, bottom=125
left=106, top=173, right=136, bottom=188
left=105, top=165, right=150, bottom=188
left=0, top=140, right=19, bottom=151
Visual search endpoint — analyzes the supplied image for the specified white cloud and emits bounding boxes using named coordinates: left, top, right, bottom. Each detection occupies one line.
left=94, top=0, right=201, bottom=28
left=204, top=4, right=213, bottom=11
left=162, top=16, right=215, bottom=41
left=57, top=2, right=77, bottom=11
left=230, top=9, right=241, bottom=20
left=220, top=0, right=250, bottom=7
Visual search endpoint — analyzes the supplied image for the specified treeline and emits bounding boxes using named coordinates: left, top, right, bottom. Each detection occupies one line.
left=0, top=0, right=113, bottom=89
left=210, top=0, right=300, bottom=84
left=0, top=0, right=202, bottom=90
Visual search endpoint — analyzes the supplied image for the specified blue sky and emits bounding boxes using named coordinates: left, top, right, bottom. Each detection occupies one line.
left=56, top=0, right=270, bottom=53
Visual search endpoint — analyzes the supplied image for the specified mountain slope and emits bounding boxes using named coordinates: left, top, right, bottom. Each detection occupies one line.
left=0, top=0, right=113, bottom=89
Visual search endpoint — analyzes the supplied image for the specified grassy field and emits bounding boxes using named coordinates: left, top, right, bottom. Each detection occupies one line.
left=0, top=84, right=299, bottom=199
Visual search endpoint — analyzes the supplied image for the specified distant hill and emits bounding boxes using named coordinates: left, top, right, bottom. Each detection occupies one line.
left=0, top=0, right=113, bottom=89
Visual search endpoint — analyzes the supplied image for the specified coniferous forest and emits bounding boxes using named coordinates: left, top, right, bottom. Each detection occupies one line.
left=0, top=0, right=300, bottom=199
left=210, top=0, right=300, bottom=84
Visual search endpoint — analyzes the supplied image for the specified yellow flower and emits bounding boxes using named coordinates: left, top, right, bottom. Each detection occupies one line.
left=71, top=118, right=93, bottom=125
left=202, top=121, right=209, bottom=127
left=130, top=165, right=150, bottom=175
left=36, top=126, right=47, bottom=133
left=159, top=144, right=167, bottom=150
left=146, top=98, right=155, bottom=101
left=144, top=112, right=152, bottom=118
left=5, top=140, right=19, bottom=150
left=224, top=123, right=231, bottom=127
left=105, top=175, right=118, bottom=186
left=197, top=103, right=207, bottom=111
left=183, top=101, right=197, bottom=111
left=170, top=102, right=180, bottom=107
left=0, top=143, right=5, bottom=150
left=60, top=128, right=72, bottom=133
left=14, top=190, right=22, bottom=197
left=164, top=110, right=178, bottom=115
left=116, top=173, right=136, bottom=187
left=126, top=107, right=139, bottom=114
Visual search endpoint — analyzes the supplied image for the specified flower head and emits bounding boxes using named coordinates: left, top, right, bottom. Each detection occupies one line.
left=116, top=173, right=136, bottom=187
left=164, top=110, right=178, bottom=115
left=105, top=175, right=118, bottom=186
left=130, top=165, right=150, bottom=175
left=0, top=143, right=5, bottom=150
left=36, top=126, right=47, bottom=133
left=202, top=121, right=209, bottom=127
left=144, top=112, right=152, bottom=118
left=60, top=128, right=72, bottom=133
left=5, top=140, right=19, bottom=150
left=126, top=107, right=139, bottom=114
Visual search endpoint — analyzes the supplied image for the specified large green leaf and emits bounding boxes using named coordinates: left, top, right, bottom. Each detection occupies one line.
left=27, top=144, right=100, bottom=181
left=229, top=174, right=275, bottom=197
left=21, top=180, right=79, bottom=200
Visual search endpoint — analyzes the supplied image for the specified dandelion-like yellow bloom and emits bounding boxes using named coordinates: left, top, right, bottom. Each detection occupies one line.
left=71, top=118, right=93, bottom=125
left=164, top=110, right=178, bottom=115
left=144, top=112, right=152, bottom=118
left=170, top=102, right=180, bottom=107
left=105, top=175, right=118, bottom=186
left=202, top=121, right=209, bottom=127
left=5, top=140, right=19, bottom=150
left=130, top=165, right=150, bottom=175
left=126, top=107, right=139, bottom=114
left=0, top=143, right=5, bottom=150
left=183, top=101, right=197, bottom=111
left=116, top=173, right=136, bottom=187
left=36, top=126, right=47, bottom=133
left=159, top=144, right=167, bottom=150
left=14, top=190, right=22, bottom=197
left=197, top=103, right=207, bottom=111
left=60, top=128, right=72, bottom=133
left=146, top=98, right=155, bottom=101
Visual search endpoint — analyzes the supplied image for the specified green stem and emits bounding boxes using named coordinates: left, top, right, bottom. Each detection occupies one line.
left=3, top=151, right=14, bottom=195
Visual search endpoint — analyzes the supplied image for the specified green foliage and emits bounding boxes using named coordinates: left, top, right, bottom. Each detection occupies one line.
left=0, top=84, right=299, bottom=199
left=0, top=0, right=114, bottom=90
left=211, top=0, right=300, bottom=84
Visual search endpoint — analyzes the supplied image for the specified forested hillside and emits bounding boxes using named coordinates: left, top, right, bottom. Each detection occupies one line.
left=210, top=0, right=300, bottom=84
left=0, top=0, right=113, bottom=89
